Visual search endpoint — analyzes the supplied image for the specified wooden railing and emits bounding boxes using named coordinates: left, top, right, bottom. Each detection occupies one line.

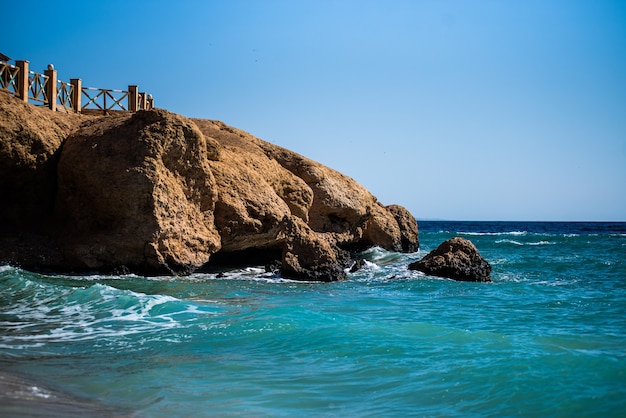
left=28, top=70, right=50, bottom=105
left=57, top=79, right=74, bottom=111
left=0, top=61, right=20, bottom=96
left=0, top=58, right=154, bottom=113
left=82, top=87, right=129, bottom=112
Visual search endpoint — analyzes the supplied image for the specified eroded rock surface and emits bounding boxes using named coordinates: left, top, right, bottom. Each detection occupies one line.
left=0, top=93, right=419, bottom=280
left=278, top=215, right=349, bottom=282
left=56, top=109, right=221, bottom=274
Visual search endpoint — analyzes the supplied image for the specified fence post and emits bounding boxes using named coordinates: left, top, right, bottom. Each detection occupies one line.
left=44, top=64, right=57, bottom=111
left=16, top=60, right=29, bottom=102
left=139, top=92, right=147, bottom=110
left=0, top=63, right=8, bottom=90
left=128, top=85, right=138, bottom=112
left=70, top=78, right=82, bottom=113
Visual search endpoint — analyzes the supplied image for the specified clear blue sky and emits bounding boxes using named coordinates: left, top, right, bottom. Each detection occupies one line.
left=4, top=0, right=625, bottom=221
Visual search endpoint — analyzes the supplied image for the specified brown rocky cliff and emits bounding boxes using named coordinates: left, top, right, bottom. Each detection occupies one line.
left=194, top=120, right=418, bottom=252
left=0, top=91, right=83, bottom=230
left=0, top=92, right=419, bottom=279
left=56, top=110, right=221, bottom=274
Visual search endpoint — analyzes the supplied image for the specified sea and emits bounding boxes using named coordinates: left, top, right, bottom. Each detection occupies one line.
left=1, top=221, right=625, bottom=417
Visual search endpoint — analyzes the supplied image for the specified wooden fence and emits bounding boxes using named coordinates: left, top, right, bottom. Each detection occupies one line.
left=0, top=58, right=153, bottom=113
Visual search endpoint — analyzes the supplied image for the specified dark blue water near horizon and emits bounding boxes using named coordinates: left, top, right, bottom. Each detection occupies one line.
left=418, top=220, right=626, bottom=235
left=1, top=221, right=625, bottom=417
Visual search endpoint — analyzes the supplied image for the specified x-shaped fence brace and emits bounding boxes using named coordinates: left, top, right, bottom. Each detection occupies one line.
left=28, top=71, right=49, bottom=104
left=0, top=63, right=19, bottom=92
left=81, top=87, right=129, bottom=111
left=56, top=80, right=74, bottom=109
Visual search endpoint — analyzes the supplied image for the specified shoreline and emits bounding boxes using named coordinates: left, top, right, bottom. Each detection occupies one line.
left=0, top=370, right=132, bottom=418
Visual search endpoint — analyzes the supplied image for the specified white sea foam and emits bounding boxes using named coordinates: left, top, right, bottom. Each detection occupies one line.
left=186, top=267, right=272, bottom=282
left=533, top=279, right=577, bottom=287
left=495, top=239, right=555, bottom=246
left=247, top=274, right=307, bottom=284
left=496, top=239, right=524, bottom=246
left=346, top=259, right=381, bottom=274
left=460, top=231, right=527, bottom=236
left=360, top=246, right=388, bottom=259
left=0, top=282, right=210, bottom=347
left=185, top=268, right=318, bottom=284
left=0, top=264, right=17, bottom=273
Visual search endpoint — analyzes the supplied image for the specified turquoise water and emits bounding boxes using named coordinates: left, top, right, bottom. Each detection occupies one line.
left=1, top=221, right=625, bottom=417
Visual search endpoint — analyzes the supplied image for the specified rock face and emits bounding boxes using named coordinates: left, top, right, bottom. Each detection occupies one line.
left=0, top=92, right=419, bottom=279
left=363, top=204, right=419, bottom=252
left=277, top=215, right=349, bottom=282
left=56, top=110, right=221, bottom=274
left=190, top=119, right=418, bottom=280
left=408, top=237, right=491, bottom=282
left=0, top=91, right=82, bottom=230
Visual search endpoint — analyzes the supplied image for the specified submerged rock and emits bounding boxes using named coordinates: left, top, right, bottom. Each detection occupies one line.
left=349, top=258, right=368, bottom=273
left=408, top=237, right=491, bottom=282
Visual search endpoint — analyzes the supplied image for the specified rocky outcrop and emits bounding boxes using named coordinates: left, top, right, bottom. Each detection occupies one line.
left=362, top=204, right=419, bottom=252
left=196, top=120, right=400, bottom=251
left=0, top=92, right=419, bottom=280
left=408, top=237, right=491, bottom=282
left=190, top=119, right=419, bottom=279
left=387, top=204, right=419, bottom=252
left=277, top=215, right=350, bottom=282
left=192, top=119, right=303, bottom=253
left=56, top=109, right=221, bottom=274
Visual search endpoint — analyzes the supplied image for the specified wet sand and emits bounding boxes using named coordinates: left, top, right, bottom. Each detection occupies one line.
left=0, top=371, right=132, bottom=417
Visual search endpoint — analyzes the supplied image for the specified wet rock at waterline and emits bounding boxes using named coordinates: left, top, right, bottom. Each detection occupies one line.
left=408, top=237, right=491, bottom=282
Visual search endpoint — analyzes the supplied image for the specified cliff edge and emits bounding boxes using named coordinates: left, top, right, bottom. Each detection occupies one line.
left=0, top=91, right=418, bottom=280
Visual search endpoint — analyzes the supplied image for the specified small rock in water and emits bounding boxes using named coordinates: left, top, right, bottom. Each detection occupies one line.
left=349, top=259, right=367, bottom=273
left=408, top=237, right=491, bottom=282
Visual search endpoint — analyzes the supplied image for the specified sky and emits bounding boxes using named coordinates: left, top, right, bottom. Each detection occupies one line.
left=3, top=0, right=625, bottom=221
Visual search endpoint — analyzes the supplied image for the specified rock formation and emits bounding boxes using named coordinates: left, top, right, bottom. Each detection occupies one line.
left=408, top=237, right=491, bottom=282
left=56, top=109, right=221, bottom=274
left=0, top=92, right=419, bottom=280
left=277, top=215, right=350, bottom=282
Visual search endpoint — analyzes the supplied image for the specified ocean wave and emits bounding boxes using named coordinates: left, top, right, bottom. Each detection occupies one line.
left=495, top=239, right=555, bottom=246
left=358, top=246, right=408, bottom=265
left=459, top=231, right=527, bottom=236
left=495, top=239, right=524, bottom=246
left=532, top=279, right=579, bottom=287
left=434, top=230, right=588, bottom=238
left=0, top=264, right=17, bottom=274
left=184, top=268, right=310, bottom=284
left=0, top=279, right=218, bottom=348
